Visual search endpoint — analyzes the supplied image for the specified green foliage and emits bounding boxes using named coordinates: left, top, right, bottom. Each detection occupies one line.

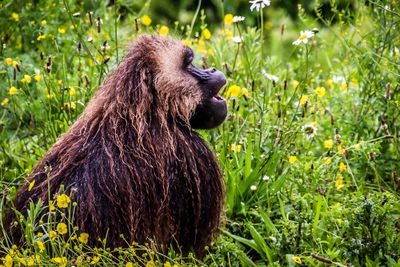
left=1, top=0, right=400, bottom=266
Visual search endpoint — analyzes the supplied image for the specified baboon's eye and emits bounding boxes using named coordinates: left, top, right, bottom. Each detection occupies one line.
left=183, top=48, right=194, bottom=67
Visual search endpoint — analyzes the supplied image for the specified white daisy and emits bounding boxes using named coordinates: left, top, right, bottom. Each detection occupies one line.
left=292, top=30, right=314, bottom=45
left=231, top=36, right=243, bottom=43
left=250, top=185, right=257, bottom=191
left=263, top=71, right=279, bottom=82
left=233, top=16, right=245, bottom=23
left=332, top=75, right=346, bottom=83
left=250, top=0, right=271, bottom=12
left=301, top=123, right=318, bottom=139
left=101, top=43, right=111, bottom=51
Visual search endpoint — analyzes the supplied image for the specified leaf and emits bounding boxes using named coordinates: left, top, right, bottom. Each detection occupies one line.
left=248, top=224, right=274, bottom=263
left=260, top=211, right=277, bottom=234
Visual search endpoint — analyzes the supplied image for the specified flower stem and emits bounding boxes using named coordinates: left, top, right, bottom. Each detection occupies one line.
left=260, top=8, right=264, bottom=58
left=189, top=0, right=202, bottom=38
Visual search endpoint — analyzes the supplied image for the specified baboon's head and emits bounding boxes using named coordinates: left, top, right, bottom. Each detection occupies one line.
left=128, top=35, right=228, bottom=129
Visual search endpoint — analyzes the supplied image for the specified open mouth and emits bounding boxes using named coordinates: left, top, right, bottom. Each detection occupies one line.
left=209, top=94, right=226, bottom=105
left=190, top=93, right=228, bottom=130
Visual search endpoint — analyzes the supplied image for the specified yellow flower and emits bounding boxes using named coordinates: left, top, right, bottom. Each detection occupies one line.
left=292, top=80, right=299, bottom=89
left=202, top=28, right=211, bottom=40
left=141, top=15, right=152, bottom=26
left=56, top=194, right=71, bottom=208
left=49, top=230, right=57, bottom=239
left=315, top=86, right=326, bottom=98
left=1, top=98, right=10, bottom=106
left=8, top=86, right=18, bottom=95
left=37, top=34, right=47, bottom=41
left=12, top=61, right=18, bottom=68
left=339, top=162, right=347, bottom=172
left=224, top=14, right=233, bottom=25
left=264, top=22, right=273, bottom=30
left=337, top=145, right=346, bottom=155
left=222, top=29, right=234, bottom=39
left=18, top=256, right=27, bottom=266
left=56, top=223, right=68, bottom=235
left=34, top=74, right=42, bottom=82
left=4, top=254, right=13, bottom=267
left=340, top=83, right=348, bottom=91
left=197, top=39, right=206, bottom=53
left=21, top=75, right=32, bottom=84
left=351, top=78, right=359, bottom=87
left=225, top=85, right=241, bottom=98
left=181, top=39, right=192, bottom=46
left=78, top=233, right=89, bottom=244
left=159, top=26, right=169, bottom=37
left=293, top=256, right=302, bottom=264
left=52, top=257, right=67, bottom=266
left=65, top=102, right=76, bottom=110
left=289, top=155, right=298, bottom=164
left=28, top=180, right=35, bottom=191
left=164, top=262, right=172, bottom=267
left=335, top=174, right=344, bottom=190
left=58, top=27, right=66, bottom=34
left=6, top=58, right=13, bottom=65
left=36, top=240, right=45, bottom=252
left=324, top=157, right=332, bottom=165
left=47, top=92, right=55, bottom=99
left=325, top=78, right=334, bottom=88
left=90, top=256, right=100, bottom=264
left=11, top=12, right=19, bottom=22
left=41, top=20, right=47, bottom=26
left=324, top=139, right=333, bottom=149
left=69, top=87, right=76, bottom=96
left=230, top=144, right=241, bottom=153
left=75, top=257, right=83, bottom=265
left=26, top=256, right=35, bottom=266
left=299, top=95, right=308, bottom=105
left=49, top=201, right=56, bottom=211
left=126, top=262, right=134, bottom=267
left=146, top=260, right=155, bottom=267
left=336, top=218, right=344, bottom=224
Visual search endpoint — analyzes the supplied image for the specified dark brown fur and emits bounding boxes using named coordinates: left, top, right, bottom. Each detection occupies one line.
left=3, top=36, right=224, bottom=256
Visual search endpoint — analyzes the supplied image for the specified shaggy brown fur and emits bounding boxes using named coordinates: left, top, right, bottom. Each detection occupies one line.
left=3, top=35, right=225, bottom=256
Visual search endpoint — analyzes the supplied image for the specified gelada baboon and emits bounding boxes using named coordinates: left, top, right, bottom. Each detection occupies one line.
left=3, top=35, right=228, bottom=256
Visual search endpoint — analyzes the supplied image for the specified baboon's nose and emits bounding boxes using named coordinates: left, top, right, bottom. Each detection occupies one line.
left=205, top=69, right=226, bottom=98
left=213, top=70, right=227, bottom=90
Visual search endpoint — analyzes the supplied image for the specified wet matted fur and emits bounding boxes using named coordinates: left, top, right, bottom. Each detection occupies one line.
left=3, top=35, right=225, bottom=256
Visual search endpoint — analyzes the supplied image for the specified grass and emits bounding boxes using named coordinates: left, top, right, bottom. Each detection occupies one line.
left=1, top=0, right=400, bottom=266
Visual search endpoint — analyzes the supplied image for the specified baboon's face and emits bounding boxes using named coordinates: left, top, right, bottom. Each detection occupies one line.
left=183, top=47, right=228, bottom=129
left=150, top=37, right=227, bottom=129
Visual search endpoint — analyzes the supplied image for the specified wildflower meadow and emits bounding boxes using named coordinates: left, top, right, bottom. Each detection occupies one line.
left=1, top=0, right=400, bottom=266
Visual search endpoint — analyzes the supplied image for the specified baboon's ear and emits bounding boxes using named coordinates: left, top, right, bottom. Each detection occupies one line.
left=132, top=65, right=155, bottom=111
left=116, top=57, right=154, bottom=107
left=137, top=65, right=154, bottom=95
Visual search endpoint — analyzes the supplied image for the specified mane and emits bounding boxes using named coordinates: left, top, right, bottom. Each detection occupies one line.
left=4, top=35, right=224, bottom=256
